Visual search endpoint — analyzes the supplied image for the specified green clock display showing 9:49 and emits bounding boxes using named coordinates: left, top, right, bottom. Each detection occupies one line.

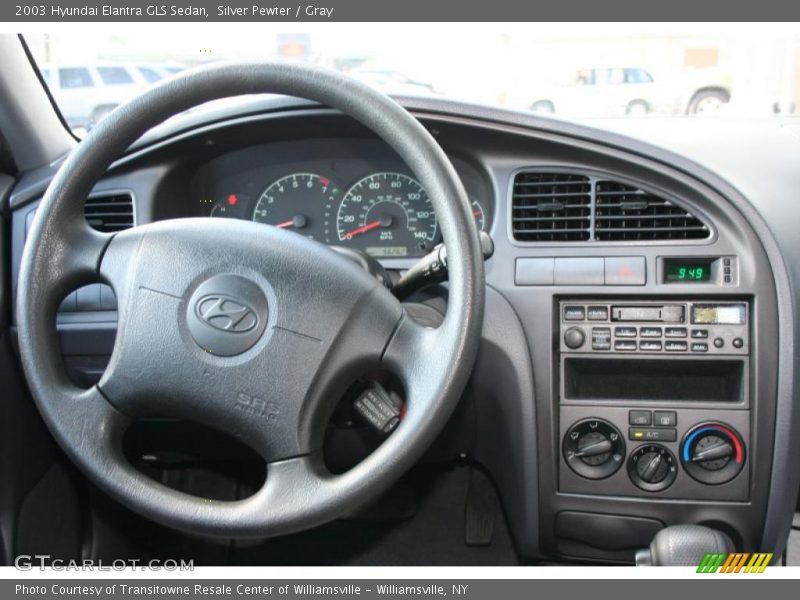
left=664, top=261, right=712, bottom=282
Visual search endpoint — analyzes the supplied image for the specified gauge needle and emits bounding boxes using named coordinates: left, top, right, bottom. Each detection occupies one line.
left=343, top=220, right=382, bottom=239
left=275, top=215, right=308, bottom=229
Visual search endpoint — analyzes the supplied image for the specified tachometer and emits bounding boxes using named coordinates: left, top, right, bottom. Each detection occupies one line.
left=252, top=173, right=341, bottom=241
left=330, top=172, right=437, bottom=258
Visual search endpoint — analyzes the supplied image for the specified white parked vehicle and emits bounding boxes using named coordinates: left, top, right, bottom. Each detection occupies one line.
left=38, top=63, right=182, bottom=131
left=529, top=67, right=731, bottom=117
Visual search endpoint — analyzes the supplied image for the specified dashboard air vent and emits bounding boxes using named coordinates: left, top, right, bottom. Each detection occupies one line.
left=84, top=192, right=134, bottom=232
left=594, top=181, right=709, bottom=241
left=511, top=173, right=591, bottom=241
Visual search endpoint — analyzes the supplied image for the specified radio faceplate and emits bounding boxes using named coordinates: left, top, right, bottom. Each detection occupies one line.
left=559, top=300, right=749, bottom=356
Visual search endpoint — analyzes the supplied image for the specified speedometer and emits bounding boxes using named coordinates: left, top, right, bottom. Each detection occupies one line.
left=330, top=172, right=437, bottom=258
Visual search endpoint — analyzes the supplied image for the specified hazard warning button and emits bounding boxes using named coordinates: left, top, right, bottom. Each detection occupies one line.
left=605, top=256, right=646, bottom=286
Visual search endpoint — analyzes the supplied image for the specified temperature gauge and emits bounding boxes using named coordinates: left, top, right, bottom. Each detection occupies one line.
left=202, top=193, right=253, bottom=219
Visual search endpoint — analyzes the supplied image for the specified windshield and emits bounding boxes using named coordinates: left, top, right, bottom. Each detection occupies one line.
left=25, top=23, right=800, bottom=136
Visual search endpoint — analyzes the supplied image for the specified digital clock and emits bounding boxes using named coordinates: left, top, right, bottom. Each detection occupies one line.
left=664, top=260, right=712, bottom=282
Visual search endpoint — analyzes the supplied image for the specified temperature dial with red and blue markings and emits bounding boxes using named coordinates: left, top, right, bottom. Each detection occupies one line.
left=680, top=422, right=745, bottom=485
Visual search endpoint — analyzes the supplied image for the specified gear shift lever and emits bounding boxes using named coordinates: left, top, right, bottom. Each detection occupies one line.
left=636, top=525, right=734, bottom=566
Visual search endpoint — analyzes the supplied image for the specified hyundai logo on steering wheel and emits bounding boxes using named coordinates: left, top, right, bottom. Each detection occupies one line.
left=196, top=294, right=258, bottom=333
left=186, top=274, right=269, bottom=356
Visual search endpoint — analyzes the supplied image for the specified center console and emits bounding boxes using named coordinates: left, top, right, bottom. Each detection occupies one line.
left=558, top=299, right=750, bottom=501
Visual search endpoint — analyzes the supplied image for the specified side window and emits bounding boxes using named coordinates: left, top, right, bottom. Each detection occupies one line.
left=575, top=70, right=595, bottom=86
left=40, top=68, right=53, bottom=86
left=97, top=66, right=135, bottom=85
left=625, top=68, right=653, bottom=84
left=137, top=67, right=162, bottom=83
left=593, top=69, right=612, bottom=85
left=58, top=68, right=94, bottom=89
left=608, top=69, right=626, bottom=85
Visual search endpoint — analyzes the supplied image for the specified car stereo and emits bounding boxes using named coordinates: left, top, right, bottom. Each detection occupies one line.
left=558, top=300, right=748, bottom=356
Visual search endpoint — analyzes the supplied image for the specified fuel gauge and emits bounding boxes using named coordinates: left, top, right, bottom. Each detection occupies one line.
left=470, top=198, right=488, bottom=231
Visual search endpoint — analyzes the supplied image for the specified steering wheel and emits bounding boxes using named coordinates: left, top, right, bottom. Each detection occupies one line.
left=16, top=62, right=485, bottom=538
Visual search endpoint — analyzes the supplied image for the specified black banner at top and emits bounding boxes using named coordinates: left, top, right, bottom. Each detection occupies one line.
left=5, top=0, right=800, bottom=22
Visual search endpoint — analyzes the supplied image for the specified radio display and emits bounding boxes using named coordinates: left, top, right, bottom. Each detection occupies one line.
left=691, top=303, right=746, bottom=325
left=664, top=260, right=712, bottom=282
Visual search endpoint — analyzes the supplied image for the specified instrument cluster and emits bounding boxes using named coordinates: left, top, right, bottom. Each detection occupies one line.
left=193, top=142, right=491, bottom=259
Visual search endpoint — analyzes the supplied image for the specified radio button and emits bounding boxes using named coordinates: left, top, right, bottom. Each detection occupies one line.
left=615, top=340, right=637, bottom=351
left=614, top=326, right=637, bottom=338
left=639, top=341, right=663, bottom=352
left=665, top=327, right=687, bottom=338
left=665, top=341, right=688, bottom=352
left=713, top=337, right=725, bottom=348
left=640, top=327, right=662, bottom=338
left=732, top=338, right=744, bottom=349
left=587, top=306, right=609, bottom=321
left=691, top=342, right=709, bottom=352
left=691, top=329, right=709, bottom=338
left=591, top=327, right=612, bottom=350
left=564, top=306, right=586, bottom=321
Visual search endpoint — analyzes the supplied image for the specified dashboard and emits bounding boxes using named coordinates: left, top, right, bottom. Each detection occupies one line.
left=7, top=98, right=800, bottom=565
left=189, top=140, right=491, bottom=258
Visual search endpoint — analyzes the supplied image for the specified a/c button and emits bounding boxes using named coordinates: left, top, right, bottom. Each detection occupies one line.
left=628, top=428, right=677, bottom=442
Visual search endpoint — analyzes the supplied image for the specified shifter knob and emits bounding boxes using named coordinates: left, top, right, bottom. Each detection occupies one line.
left=636, top=525, right=734, bottom=566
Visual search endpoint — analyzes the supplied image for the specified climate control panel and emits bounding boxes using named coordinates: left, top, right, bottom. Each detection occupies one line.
left=558, top=406, right=749, bottom=501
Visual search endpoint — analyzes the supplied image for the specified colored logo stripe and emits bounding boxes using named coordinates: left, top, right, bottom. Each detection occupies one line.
left=697, top=553, right=726, bottom=573
left=697, top=552, right=772, bottom=573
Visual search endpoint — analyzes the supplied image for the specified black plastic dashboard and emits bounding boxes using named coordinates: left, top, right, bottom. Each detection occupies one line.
left=7, top=98, right=800, bottom=563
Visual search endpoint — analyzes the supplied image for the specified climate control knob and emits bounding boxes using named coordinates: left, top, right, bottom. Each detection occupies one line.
left=628, top=444, right=678, bottom=492
left=563, top=418, right=625, bottom=479
left=680, top=423, right=745, bottom=485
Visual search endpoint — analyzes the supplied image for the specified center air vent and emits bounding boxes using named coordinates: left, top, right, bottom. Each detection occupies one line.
left=511, top=173, right=591, bottom=241
left=594, top=181, right=709, bottom=241
left=511, top=171, right=711, bottom=243
left=84, top=192, right=134, bottom=232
